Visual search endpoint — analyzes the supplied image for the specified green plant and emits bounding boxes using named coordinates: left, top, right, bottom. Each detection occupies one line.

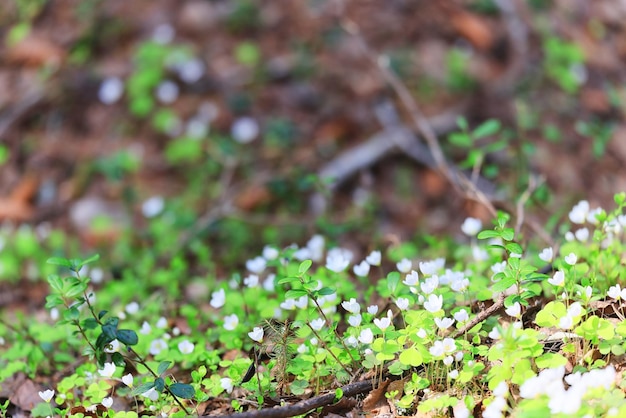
left=542, top=36, right=585, bottom=94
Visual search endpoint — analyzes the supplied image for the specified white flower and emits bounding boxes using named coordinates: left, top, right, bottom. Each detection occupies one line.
left=435, top=317, right=454, bottom=330
left=122, top=374, right=133, bottom=387
left=140, top=321, right=152, bottom=335
left=450, top=277, right=469, bottom=292
left=461, top=217, right=482, bottom=236
left=142, top=196, right=165, bottom=218
left=424, top=294, right=443, bottom=313
left=491, top=261, right=506, bottom=274
left=374, top=317, right=391, bottom=331
left=310, top=318, right=325, bottom=331
left=539, top=247, right=553, bottom=262
left=210, top=288, right=226, bottom=308
left=358, top=328, right=374, bottom=344
left=220, top=377, right=234, bottom=394
left=420, top=276, right=439, bottom=295
left=564, top=253, right=577, bottom=265
left=98, top=362, right=116, bottom=378
left=149, top=339, right=168, bottom=355
left=39, top=389, right=55, bottom=403
left=367, top=305, right=379, bottom=315
left=430, top=340, right=445, bottom=357
left=231, top=117, right=259, bottom=144
left=102, top=397, right=113, bottom=408
left=152, top=23, right=174, bottom=44
left=280, top=298, right=296, bottom=310
left=396, top=297, right=410, bottom=311
left=142, top=387, right=159, bottom=401
left=420, top=258, right=445, bottom=275
left=549, top=270, right=565, bottom=286
left=263, top=274, right=276, bottom=292
left=156, top=317, right=168, bottom=329
left=243, top=274, right=259, bottom=288
left=366, top=250, right=381, bottom=266
left=293, top=247, right=312, bottom=261
left=587, top=207, right=603, bottom=225
left=307, top=235, right=326, bottom=262
left=472, top=246, right=489, bottom=261
left=326, top=249, right=350, bottom=273
left=417, top=328, right=428, bottom=338
left=310, top=337, right=318, bottom=345
left=607, top=284, right=626, bottom=300
left=297, top=344, right=308, bottom=354
left=348, top=314, right=362, bottom=327
left=488, top=328, right=501, bottom=340
left=341, top=298, right=361, bottom=313
left=575, top=228, right=589, bottom=242
left=353, top=260, right=370, bottom=277
left=248, top=326, right=264, bottom=343
left=568, top=302, right=583, bottom=317
left=178, top=340, right=195, bottom=354
left=505, top=302, right=521, bottom=318
left=50, top=307, right=59, bottom=321
left=396, top=258, right=412, bottom=273
left=454, top=309, right=469, bottom=323
left=223, top=314, right=239, bottom=331
left=449, top=369, right=459, bottom=380
left=443, top=355, right=454, bottom=366
left=403, top=270, right=419, bottom=286
left=125, top=302, right=139, bottom=315
left=346, top=336, right=358, bottom=347
left=262, top=246, right=279, bottom=260
left=294, top=295, right=308, bottom=309
left=565, top=231, right=575, bottom=241
left=176, top=58, right=204, bottom=83
left=98, top=77, right=124, bottom=105
left=246, top=256, right=266, bottom=274
left=104, top=339, right=120, bottom=353
left=569, top=200, right=590, bottom=224
left=156, top=80, right=179, bottom=104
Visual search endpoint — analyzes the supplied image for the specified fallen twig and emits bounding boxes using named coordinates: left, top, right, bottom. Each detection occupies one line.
left=214, top=379, right=373, bottom=418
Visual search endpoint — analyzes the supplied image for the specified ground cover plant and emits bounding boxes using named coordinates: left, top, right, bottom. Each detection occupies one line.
left=2, top=1, right=626, bottom=417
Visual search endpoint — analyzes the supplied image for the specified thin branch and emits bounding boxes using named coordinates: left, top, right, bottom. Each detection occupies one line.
left=214, top=380, right=373, bottom=418
left=449, top=292, right=506, bottom=339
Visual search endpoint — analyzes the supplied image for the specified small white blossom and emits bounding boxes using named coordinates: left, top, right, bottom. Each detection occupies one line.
left=156, top=317, right=168, bottom=329
left=420, top=276, right=439, bottom=294
left=152, top=23, right=174, bottom=44
left=294, top=295, right=308, bottom=309
left=297, top=344, right=308, bottom=354
left=346, top=336, right=358, bottom=347
left=539, top=247, right=553, bottom=262
left=488, top=328, right=501, bottom=340
left=367, top=305, right=379, bottom=315
left=348, top=314, right=362, bottom=327
left=453, top=309, right=469, bottom=323
left=403, top=270, right=419, bottom=286
left=574, top=228, right=589, bottom=242
left=98, top=77, right=124, bottom=105
left=243, top=274, right=259, bottom=288
left=104, top=339, right=120, bottom=353
left=549, top=270, right=565, bottom=286
left=353, top=260, right=370, bottom=277
left=491, top=261, right=506, bottom=274
left=98, top=362, right=116, bottom=378
left=231, top=117, right=259, bottom=144
left=461, top=217, right=482, bottom=236
left=246, top=256, right=266, bottom=274
left=569, top=200, right=590, bottom=224
left=122, top=374, right=133, bottom=387
left=420, top=258, right=445, bottom=275
left=396, top=297, right=410, bottom=311
left=565, top=231, right=575, bottom=241
left=149, top=339, right=168, bottom=355
left=178, top=340, right=194, bottom=354
left=587, top=207, right=603, bottom=225
left=142, top=196, right=165, bottom=218
left=342, top=298, right=361, bottom=313
left=565, top=253, right=577, bottom=265
left=310, top=318, right=325, bottom=331
left=435, top=317, right=454, bottom=330
left=280, top=298, right=296, bottom=310
left=125, top=302, right=139, bottom=315
left=326, top=249, right=351, bottom=273
left=140, top=321, right=152, bottom=335
left=262, top=246, right=279, bottom=260
left=39, top=389, right=55, bottom=403
left=210, top=288, right=226, bottom=308
left=358, top=328, right=374, bottom=344
left=366, top=250, right=381, bottom=266
left=263, top=274, right=275, bottom=292
left=424, top=294, right=443, bottom=313
left=102, top=397, right=113, bottom=408
left=156, top=80, right=179, bottom=104
left=443, top=355, right=454, bottom=366
left=142, top=387, right=159, bottom=401
left=223, top=314, right=239, bottom=331
left=472, top=246, right=489, bottom=261
left=416, top=328, right=428, bottom=338
left=220, top=377, right=234, bottom=394
left=449, top=369, right=459, bottom=379
left=374, top=317, right=391, bottom=331
left=396, top=258, right=412, bottom=273
left=307, top=235, right=326, bottom=262
left=248, top=327, right=264, bottom=343
left=505, top=302, right=521, bottom=318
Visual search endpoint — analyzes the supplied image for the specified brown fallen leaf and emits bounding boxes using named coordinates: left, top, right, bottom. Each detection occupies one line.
left=449, top=9, right=495, bottom=51
left=362, top=379, right=390, bottom=411
left=0, top=175, right=38, bottom=221
left=6, top=35, right=66, bottom=68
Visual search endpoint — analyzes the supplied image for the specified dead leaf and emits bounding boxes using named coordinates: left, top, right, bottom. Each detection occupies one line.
left=234, top=184, right=271, bottom=210
left=363, top=379, right=390, bottom=411
left=6, top=35, right=66, bottom=68
left=450, top=9, right=494, bottom=51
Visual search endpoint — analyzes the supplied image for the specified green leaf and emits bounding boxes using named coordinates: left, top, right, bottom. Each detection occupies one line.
left=535, top=353, right=567, bottom=368
left=491, top=276, right=517, bottom=293
left=473, top=119, right=501, bottom=139
left=169, top=383, right=195, bottom=399
left=387, top=272, right=400, bottom=295
left=317, top=287, right=335, bottom=296
left=47, top=257, right=73, bottom=268
left=111, top=352, right=126, bottom=367
left=155, top=377, right=165, bottom=392
left=47, top=274, right=64, bottom=292
left=448, top=132, right=472, bottom=147
left=117, top=329, right=139, bottom=346
left=78, top=254, right=100, bottom=268
left=477, top=230, right=500, bottom=240
left=277, top=277, right=298, bottom=285
left=334, top=388, right=343, bottom=402
left=505, top=242, right=523, bottom=255
left=98, top=310, right=108, bottom=320
left=285, top=289, right=308, bottom=299
left=157, top=361, right=171, bottom=376
left=130, top=381, right=155, bottom=396
left=399, top=347, right=423, bottom=366
left=82, top=317, right=98, bottom=330
left=501, top=228, right=515, bottom=241
left=298, top=260, right=312, bottom=275
left=456, top=116, right=469, bottom=131
left=63, top=307, right=80, bottom=321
